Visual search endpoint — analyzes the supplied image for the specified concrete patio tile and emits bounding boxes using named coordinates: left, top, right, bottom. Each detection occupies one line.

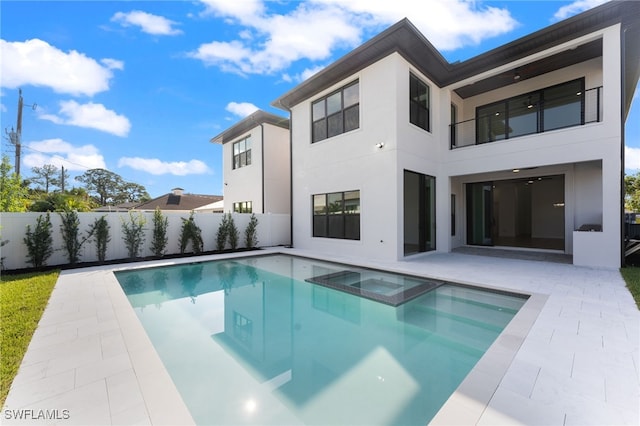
left=75, top=352, right=132, bottom=388
left=478, top=386, right=566, bottom=425
left=3, top=369, right=75, bottom=409
left=8, top=379, right=112, bottom=426
left=105, top=369, right=146, bottom=418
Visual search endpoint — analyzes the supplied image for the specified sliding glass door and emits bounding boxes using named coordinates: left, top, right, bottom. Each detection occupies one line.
left=404, top=170, right=436, bottom=255
left=466, top=182, right=494, bottom=246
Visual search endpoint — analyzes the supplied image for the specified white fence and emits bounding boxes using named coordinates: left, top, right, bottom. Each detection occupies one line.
left=0, top=212, right=291, bottom=271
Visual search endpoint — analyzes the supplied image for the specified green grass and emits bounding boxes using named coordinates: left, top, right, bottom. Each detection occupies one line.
left=0, top=270, right=59, bottom=407
left=621, top=266, right=640, bottom=309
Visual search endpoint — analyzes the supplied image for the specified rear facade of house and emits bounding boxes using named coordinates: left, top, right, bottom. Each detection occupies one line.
left=272, top=1, right=640, bottom=269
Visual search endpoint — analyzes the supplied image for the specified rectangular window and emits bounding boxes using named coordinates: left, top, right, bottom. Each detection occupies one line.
left=450, top=103, right=458, bottom=146
left=410, top=73, right=430, bottom=131
left=232, top=137, right=252, bottom=169
left=312, top=81, right=359, bottom=143
left=233, top=201, right=252, bottom=213
left=476, top=78, right=584, bottom=144
left=312, top=190, right=360, bottom=240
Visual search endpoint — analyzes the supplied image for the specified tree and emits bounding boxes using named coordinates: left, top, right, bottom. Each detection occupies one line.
left=625, top=172, right=640, bottom=212
left=75, top=168, right=149, bottom=206
left=150, top=207, right=169, bottom=257
left=23, top=213, right=53, bottom=268
left=114, top=181, right=151, bottom=205
left=121, top=212, right=146, bottom=259
left=0, top=155, right=29, bottom=212
left=30, top=164, right=61, bottom=193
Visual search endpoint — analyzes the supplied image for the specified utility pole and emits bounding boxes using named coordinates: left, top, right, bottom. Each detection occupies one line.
left=61, top=165, right=65, bottom=192
left=5, top=89, right=36, bottom=178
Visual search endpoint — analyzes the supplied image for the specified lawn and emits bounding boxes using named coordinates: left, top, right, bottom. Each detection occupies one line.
left=0, top=270, right=59, bottom=407
left=620, top=266, right=640, bottom=309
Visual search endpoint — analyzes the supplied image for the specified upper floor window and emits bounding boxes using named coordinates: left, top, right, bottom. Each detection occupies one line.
left=313, top=190, right=360, bottom=240
left=476, top=78, right=584, bottom=144
left=233, top=137, right=252, bottom=169
left=410, top=73, right=430, bottom=131
left=233, top=201, right=252, bottom=213
left=312, top=81, right=359, bottom=143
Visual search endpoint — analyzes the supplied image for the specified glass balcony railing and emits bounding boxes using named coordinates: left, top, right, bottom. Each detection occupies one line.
left=450, top=86, right=603, bottom=149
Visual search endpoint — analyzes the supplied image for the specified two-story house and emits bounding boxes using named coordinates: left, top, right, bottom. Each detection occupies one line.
left=211, top=110, right=291, bottom=215
left=271, top=1, right=639, bottom=269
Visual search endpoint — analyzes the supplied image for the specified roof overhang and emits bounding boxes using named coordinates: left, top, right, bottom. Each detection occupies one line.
left=272, top=1, right=639, bottom=115
left=210, top=110, right=289, bottom=144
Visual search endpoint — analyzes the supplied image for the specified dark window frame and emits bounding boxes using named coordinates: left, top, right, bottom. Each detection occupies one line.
left=475, top=78, right=585, bottom=144
left=410, top=73, right=430, bottom=132
left=233, top=201, right=252, bottom=213
left=312, top=190, right=360, bottom=240
left=311, top=81, right=360, bottom=143
left=232, top=137, right=252, bottom=170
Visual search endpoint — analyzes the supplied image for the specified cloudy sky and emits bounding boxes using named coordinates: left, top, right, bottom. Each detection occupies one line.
left=1, top=0, right=637, bottom=198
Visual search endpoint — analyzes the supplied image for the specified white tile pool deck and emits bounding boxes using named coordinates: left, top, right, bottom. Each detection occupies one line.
left=2, top=247, right=639, bottom=425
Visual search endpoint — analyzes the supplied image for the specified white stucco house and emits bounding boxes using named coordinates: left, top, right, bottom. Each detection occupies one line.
left=264, top=1, right=639, bottom=269
left=211, top=110, right=291, bottom=214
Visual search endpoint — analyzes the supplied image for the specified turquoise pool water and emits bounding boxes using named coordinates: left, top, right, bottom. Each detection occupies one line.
left=115, top=254, right=527, bottom=425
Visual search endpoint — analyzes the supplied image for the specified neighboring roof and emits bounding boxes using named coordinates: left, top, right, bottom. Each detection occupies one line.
left=210, top=110, right=290, bottom=145
left=272, top=1, right=639, bottom=115
left=93, top=202, right=138, bottom=212
left=194, top=199, right=224, bottom=212
left=133, top=192, right=223, bottom=211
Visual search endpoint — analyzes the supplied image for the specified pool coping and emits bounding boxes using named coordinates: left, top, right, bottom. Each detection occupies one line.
left=4, top=246, right=636, bottom=425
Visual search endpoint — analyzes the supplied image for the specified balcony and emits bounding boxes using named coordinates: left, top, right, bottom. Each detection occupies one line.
left=450, top=85, right=603, bottom=149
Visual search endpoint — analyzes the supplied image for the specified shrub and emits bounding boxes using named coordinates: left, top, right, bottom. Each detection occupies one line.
left=59, top=210, right=90, bottom=264
left=121, top=212, right=146, bottom=259
left=215, top=213, right=229, bottom=251
left=179, top=212, right=203, bottom=254
left=227, top=213, right=239, bottom=250
left=151, top=207, right=169, bottom=257
left=23, top=213, right=53, bottom=268
left=244, top=213, right=259, bottom=249
left=88, top=215, right=111, bottom=262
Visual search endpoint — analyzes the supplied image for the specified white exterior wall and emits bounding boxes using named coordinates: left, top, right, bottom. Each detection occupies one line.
left=263, top=124, right=291, bottom=214
left=289, top=24, right=623, bottom=268
left=223, top=123, right=291, bottom=215
left=291, top=54, right=404, bottom=260
left=443, top=25, right=622, bottom=268
left=223, top=126, right=264, bottom=213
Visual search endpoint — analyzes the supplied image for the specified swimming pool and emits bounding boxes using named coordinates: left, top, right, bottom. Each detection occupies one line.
left=115, top=253, right=528, bottom=425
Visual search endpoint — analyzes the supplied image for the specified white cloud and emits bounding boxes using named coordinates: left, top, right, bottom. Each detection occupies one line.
left=39, top=100, right=131, bottom=137
left=118, top=157, right=211, bottom=176
left=101, top=58, right=125, bottom=70
left=190, top=0, right=518, bottom=75
left=24, top=138, right=106, bottom=171
left=553, top=0, right=610, bottom=21
left=111, top=10, right=182, bottom=35
left=626, top=146, right=640, bottom=171
left=0, top=39, right=117, bottom=96
left=226, top=102, right=258, bottom=117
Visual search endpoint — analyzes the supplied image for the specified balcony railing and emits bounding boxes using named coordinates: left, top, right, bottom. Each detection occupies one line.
left=450, top=86, right=603, bottom=149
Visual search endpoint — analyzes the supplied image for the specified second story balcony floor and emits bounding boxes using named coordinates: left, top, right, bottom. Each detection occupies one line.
left=450, top=78, right=603, bottom=149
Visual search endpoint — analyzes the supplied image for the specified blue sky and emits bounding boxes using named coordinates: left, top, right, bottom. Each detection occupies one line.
left=1, top=0, right=638, bottom=199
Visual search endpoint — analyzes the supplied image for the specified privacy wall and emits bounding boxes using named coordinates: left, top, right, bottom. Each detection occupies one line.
left=0, top=212, right=291, bottom=271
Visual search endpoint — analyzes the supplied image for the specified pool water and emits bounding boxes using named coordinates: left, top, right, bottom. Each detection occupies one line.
left=115, top=254, right=527, bottom=425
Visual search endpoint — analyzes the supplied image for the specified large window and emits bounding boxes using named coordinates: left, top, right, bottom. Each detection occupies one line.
left=233, top=137, right=252, bottom=169
left=476, top=78, right=585, bottom=144
left=410, top=73, right=430, bottom=131
left=233, top=201, right=252, bottom=213
left=403, top=171, right=435, bottom=255
left=313, top=190, right=360, bottom=240
left=312, top=81, right=359, bottom=143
